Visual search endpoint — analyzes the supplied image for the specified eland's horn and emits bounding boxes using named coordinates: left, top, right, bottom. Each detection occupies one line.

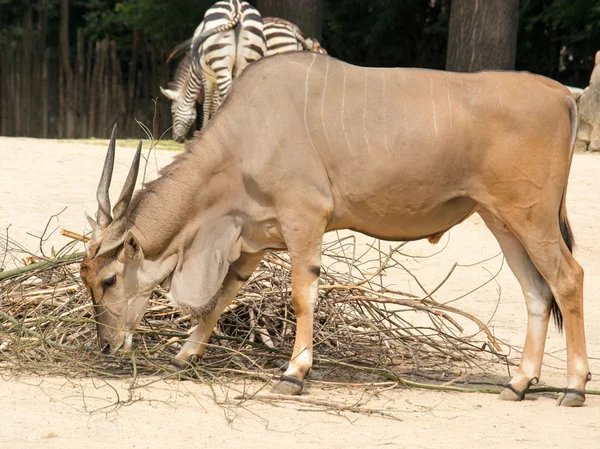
left=112, top=140, right=143, bottom=222
left=96, top=124, right=117, bottom=228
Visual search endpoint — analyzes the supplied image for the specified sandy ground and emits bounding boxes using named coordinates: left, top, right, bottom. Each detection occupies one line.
left=1, top=137, right=600, bottom=448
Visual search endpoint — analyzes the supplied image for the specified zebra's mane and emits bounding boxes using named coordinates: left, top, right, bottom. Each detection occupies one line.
left=168, top=52, right=194, bottom=92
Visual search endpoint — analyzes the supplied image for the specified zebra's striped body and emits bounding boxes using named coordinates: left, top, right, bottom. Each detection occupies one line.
left=192, top=0, right=266, bottom=128
left=263, top=17, right=328, bottom=56
left=262, top=17, right=305, bottom=55
left=161, top=5, right=327, bottom=142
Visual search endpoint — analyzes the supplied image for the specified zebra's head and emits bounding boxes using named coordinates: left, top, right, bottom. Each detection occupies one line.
left=305, top=38, right=328, bottom=55
left=162, top=51, right=204, bottom=143
left=160, top=86, right=198, bottom=143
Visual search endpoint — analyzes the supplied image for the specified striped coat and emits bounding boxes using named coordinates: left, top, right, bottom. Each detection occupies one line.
left=262, top=17, right=327, bottom=56
left=191, top=1, right=266, bottom=127
left=161, top=8, right=327, bottom=141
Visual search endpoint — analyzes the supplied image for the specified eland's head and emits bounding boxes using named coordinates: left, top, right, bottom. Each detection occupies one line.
left=80, top=124, right=244, bottom=356
left=80, top=126, right=152, bottom=354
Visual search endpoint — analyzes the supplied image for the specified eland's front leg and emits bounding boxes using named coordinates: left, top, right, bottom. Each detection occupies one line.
left=172, top=253, right=263, bottom=367
left=271, top=240, right=323, bottom=395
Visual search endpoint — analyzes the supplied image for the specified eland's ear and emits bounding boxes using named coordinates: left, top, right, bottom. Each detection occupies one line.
left=160, top=86, right=178, bottom=101
left=119, top=230, right=143, bottom=263
left=86, top=212, right=99, bottom=230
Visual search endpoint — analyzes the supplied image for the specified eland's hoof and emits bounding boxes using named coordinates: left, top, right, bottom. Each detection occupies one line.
left=271, top=375, right=304, bottom=395
left=498, top=385, right=524, bottom=402
left=556, top=389, right=586, bottom=407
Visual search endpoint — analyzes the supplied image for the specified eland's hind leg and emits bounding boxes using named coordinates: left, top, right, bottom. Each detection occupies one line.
left=528, top=231, right=590, bottom=406
left=479, top=210, right=553, bottom=401
left=483, top=207, right=590, bottom=406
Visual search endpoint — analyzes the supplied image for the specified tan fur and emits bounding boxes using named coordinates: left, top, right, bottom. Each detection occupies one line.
left=81, top=53, right=589, bottom=404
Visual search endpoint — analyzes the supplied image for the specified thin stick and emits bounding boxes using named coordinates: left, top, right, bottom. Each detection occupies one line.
left=0, top=252, right=84, bottom=281
left=60, top=229, right=90, bottom=243
left=234, top=393, right=402, bottom=420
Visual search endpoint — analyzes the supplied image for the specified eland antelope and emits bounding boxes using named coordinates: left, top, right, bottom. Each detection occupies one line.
left=81, top=52, right=590, bottom=407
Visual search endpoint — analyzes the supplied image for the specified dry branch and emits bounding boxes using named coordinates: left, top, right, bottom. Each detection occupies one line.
left=60, top=229, right=89, bottom=242
left=0, top=251, right=84, bottom=282
left=1, top=228, right=513, bottom=392
left=234, top=393, right=402, bottom=420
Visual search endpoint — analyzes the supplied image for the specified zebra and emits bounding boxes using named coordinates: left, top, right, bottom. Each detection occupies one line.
left=305, top=37, right=327, bottom=55
left=262, top=17, right=328, bottom=56
left=161, top=13, right=327, bottom=142
left=160, top=0, right=265, bottom=141
left=190, top=0, right=266, bottom=128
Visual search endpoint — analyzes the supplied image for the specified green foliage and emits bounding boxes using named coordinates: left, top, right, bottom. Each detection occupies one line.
left=323, top=0, right=450, bottom=69
left=0, top=0, right=57, bottom=42
left=112, top=0, right=213, bottom=43
left=77, top=0, right=127, bottom=41
left=518, top=0, right=600, bottom=86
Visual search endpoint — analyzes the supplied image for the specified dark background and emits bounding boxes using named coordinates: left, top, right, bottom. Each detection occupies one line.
left=1, top=0, right=598, bottom=139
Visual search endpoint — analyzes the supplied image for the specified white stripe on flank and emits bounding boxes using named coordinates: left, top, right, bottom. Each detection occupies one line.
left=363, top=68, right=371, bottom=154
left=341, top=63, right=352, bottom=153
left=430, top=78, right=439, bottom=141
left=321, top=58, right=332, bottom=149
left=304, top=54, right=318, bottom=153
left=381, top=70, right=393, bottom=156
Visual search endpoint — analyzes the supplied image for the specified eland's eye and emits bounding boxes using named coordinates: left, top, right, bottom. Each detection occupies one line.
left=102, top=275, right=117, bottom=289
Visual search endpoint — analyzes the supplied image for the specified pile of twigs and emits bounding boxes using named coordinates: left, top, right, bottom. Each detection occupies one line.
left=0, top=229, right=507, bottom=385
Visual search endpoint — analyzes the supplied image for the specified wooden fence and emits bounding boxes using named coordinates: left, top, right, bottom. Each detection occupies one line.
left=0, top=26, right=175, bottom=139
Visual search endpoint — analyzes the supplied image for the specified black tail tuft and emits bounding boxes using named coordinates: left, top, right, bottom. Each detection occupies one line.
left=550, top=204, right=574, bottom=331
left=559, top=214, right=574, bottom=254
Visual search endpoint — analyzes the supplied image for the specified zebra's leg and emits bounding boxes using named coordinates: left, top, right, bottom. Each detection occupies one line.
left=201, top=76, right=215, bottom=128
left=215, top=71, right=233, bottom=106
left=212, top=88, right=222, bottom=118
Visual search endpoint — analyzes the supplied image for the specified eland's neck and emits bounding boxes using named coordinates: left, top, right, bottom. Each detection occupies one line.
left=128, top=129, right=240, bottom=257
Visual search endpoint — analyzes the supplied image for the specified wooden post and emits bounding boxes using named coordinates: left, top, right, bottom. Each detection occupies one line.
left=40, top=0, right=49, bottom=138
left=14, top=40, right=21, bottom=136
left=446, top=0, right=520, bottom=72
left=77, top=28, right=86, bottom=138
left=59, top=0, right=75, bottom=137
left=0, top=40, right=6, bottom=136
